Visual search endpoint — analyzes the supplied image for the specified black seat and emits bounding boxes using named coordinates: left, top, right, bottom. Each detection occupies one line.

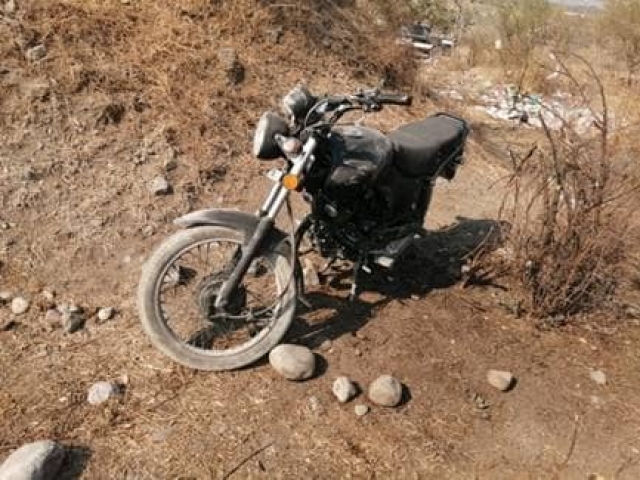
left=389, top=114, right=467, bottom=178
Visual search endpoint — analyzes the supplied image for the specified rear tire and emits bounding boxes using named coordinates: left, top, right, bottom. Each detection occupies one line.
left=137, top=226, right=296, bottom=371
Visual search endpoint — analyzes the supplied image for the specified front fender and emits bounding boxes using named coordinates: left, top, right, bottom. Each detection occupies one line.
left=174, top=208, right=288, bottom=247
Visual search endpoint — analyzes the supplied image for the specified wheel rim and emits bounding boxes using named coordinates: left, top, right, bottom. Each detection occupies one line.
left=152, top=236, right=287, bottom=357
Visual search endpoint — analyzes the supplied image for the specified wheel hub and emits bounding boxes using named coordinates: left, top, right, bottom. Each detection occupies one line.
left=197, top=273, right=246, bottom=320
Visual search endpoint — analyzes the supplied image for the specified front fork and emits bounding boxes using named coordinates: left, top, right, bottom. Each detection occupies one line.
left=214, top=136, right=318, bottom=310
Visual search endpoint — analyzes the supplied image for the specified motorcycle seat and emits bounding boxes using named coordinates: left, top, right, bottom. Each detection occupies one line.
left=389, top=114, right=468, bottom=178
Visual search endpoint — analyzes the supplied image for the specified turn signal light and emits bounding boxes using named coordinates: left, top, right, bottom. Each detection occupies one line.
left=282, top=174, right=301, bottom=190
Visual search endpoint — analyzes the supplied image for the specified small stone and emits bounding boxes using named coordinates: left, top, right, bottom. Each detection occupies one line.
left=487, top=370, right=515, bottom=391
left=142, top=225, right=155, bottom=237
left=354, top=404, right=369, bottom=417
left=0, top=291, right=12, bottom=304
left=590, top=369, right=606, bottom=386
left=41, top=290, right=55, bottom=302
left=25, top=45, right=47, bottom=62
left=624, top=304, right=640, bottom=319
left=332, top=376, right=357, bottom=403
left=354, top=348, right=362, bottom=357
left=10, top=297, right=29, bottom=315
left=0, top=440, right=65, bottom=480
left=87, top=381, right=121, bottom=405
left=317, top=337, right=332, bottom=352
left=45, top=308, right=62, bottom=324
left=97, top=307, right=115, bottom=322
left=308, top=396, right=321, bottom=412
left=267, top=27, right=283, bottom=44
left=151, top=176, right=171, bottom=195
left=368, top=375, right=403, bottom=407
left=269, top=344, right=316, bottom=381
left=59, top=306, right=85, bottom=334
left=0, top=318, right=17, bottom=331
left=303, top=259, right=320, bottom=287
left=4, top=0, right=16, bottom=15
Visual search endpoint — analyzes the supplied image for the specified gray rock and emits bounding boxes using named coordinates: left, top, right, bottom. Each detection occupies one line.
left=10, top=297, right=29, bottom=315
left=368, top=375, right=403, bottom=407
left=26, top=45, right=47, bottom=62
left=0, top=440, right=65, bottom=480
left=87, top=381, right=121, bottom=405
left=151, top=176, right=171, bottom=195
left=332, top=376, right=357, bottom=403
left=487, top=370, right=515, bottom=391
left=97, top=307, right=115, bottom=322
left=590, top=369, right=607, bottom=386
left=354, top=404, right=369, bottom=417
left=269, top=344, right=315, bottom=381
left=58, top=305, right=85, bottom=333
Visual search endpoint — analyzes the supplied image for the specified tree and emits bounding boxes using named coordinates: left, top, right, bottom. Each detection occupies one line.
left=600, top=0, right=640, bottom=84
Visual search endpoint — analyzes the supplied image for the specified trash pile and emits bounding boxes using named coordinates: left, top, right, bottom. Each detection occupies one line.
left=476, top=84, right=599, bottom=135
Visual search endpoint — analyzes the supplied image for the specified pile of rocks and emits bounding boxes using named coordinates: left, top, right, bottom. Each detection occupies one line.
left=0, top=289, right=116, bottom=334
left=269, top=344, right=405, bottom=417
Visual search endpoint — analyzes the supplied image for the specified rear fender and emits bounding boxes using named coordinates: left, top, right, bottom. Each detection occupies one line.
left=174, top=208, right=288, bottom=249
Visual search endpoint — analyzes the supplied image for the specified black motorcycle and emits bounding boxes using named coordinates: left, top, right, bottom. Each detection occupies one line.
left=138, top=85, right=469, bottom=371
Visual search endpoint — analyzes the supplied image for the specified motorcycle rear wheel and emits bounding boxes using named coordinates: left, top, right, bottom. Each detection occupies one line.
left=137, top=225, right=296, bottom=371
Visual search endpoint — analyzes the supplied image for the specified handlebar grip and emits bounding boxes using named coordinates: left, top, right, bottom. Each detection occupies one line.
left=376, top=93, right=412, bottom=106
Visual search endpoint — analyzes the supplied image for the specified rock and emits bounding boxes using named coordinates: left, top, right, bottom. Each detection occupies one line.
left=317, top=337, right=332, bottom=352
left=624, top=304, right=640, bottom=319
left=58, top=305, right=85, bottom=333
left=3, top=0, right=16, bottom=15
left=217, top=48, right=245, bottom=85
left=150, top=176, right=171, bottom=195
left=487, top=370, right=515, bottom=391
left=267, top=27, right=283, bottom=44
left=368, top=375, right=403, bottom=407
left=332, top=376, right=357, bottom=403
left=25, top=45, right=47, bottom=62
left=0, top=291, right=11, bottom=304
left=97, top=307, right=115, bottom=322
left=269, top=344, right=316, bottom=381
left=354, top=404, right=369, bottom=417
left=0, top=318, right=17, bottom=332
left=21, top=80, right=50, bottom=102
left=303, top=258, right=320, bottom=287
left=308, top=396, right=321, bottom=412
left=0, top=440, right=65, bottom=480
left=590, top=369, right=607, bottom=386
left=41, top=290, right=55, bottom=302
left=87, top=381, right=122, bottom=405
left=10, top=297, right=29, bottom=315
left=44, top=309, right=61, bottom=325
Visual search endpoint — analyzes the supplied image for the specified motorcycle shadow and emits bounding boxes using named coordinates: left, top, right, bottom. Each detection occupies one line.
left=287, top=216, right=508, bottom=349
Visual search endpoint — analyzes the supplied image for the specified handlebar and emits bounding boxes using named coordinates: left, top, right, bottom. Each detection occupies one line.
left=303, top=88, right=413, bottom=129
left=376, top=92, right=412, bottom=106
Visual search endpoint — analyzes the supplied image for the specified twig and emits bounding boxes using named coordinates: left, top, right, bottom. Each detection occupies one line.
left=222, top=442, right=274, bottom=479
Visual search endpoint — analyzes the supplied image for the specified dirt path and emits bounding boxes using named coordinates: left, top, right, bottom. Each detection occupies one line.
left=2, top=94, right=640, bottom=480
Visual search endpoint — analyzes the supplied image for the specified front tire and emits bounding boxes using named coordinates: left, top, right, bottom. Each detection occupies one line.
left=137, top=226, right=296, bottom=371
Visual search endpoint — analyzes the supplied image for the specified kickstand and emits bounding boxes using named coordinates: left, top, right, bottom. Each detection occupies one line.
left=349, top=258, right=365, bottom=302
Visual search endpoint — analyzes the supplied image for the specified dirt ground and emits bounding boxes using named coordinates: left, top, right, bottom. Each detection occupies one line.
left=2, top=2, right=640, bottom=479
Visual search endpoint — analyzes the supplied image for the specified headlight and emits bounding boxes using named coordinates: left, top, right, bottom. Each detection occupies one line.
left=252, top=112, right=289, bottom=160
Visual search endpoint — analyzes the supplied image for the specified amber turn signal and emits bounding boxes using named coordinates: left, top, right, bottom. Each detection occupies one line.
left=282, top=174, right=301, bottom=190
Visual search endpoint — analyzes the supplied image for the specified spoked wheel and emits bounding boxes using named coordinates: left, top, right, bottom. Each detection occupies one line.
left=138, top=226, right=296, bottom=371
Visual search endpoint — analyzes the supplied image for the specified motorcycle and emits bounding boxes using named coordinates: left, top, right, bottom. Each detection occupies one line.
left=138, top=85, right=469, bottom=371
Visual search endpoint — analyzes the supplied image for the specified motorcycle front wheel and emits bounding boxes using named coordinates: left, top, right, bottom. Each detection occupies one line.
left=137, top=225, right=296, bottom=371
